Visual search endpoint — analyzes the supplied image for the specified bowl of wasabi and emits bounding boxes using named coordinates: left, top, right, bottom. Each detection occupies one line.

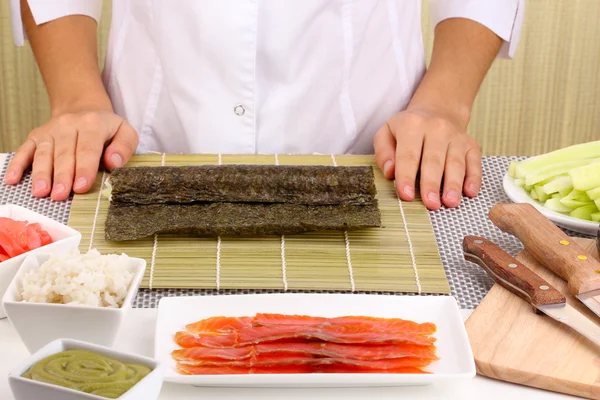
left=8, top=338, right=164, bottom=400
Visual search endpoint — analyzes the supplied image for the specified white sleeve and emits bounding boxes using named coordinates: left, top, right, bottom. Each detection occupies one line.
left=10, top=0, right=103, bottom=46
left=429, top=0, right=525, bottom=59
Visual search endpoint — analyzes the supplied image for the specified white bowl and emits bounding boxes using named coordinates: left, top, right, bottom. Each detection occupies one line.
left=2, top=252, right=146, bottom=353
left=0, top=204, right=82, bottom=319
left=9, top=338, right=164, bottom=400
left=503, top=173, right=599, bottom=236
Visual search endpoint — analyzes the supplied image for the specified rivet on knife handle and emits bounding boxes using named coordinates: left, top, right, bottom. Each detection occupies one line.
left=463, top=236, right=566, bottom=307
left=489, top=203, right=600, bottom=296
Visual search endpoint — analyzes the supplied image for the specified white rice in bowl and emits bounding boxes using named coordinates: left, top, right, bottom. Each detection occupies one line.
left=20, top=249, right=134, bottom=308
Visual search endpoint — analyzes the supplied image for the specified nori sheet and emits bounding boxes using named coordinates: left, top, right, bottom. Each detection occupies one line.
left=109, top=165, right=377, bottom=206
left=105, top=202, right=381, bottom=241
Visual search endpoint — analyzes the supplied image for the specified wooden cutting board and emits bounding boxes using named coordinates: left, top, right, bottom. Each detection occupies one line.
left=466, top=237, right=600, bottom=399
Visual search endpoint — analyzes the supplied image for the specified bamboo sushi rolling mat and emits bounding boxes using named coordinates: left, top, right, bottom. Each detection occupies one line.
left=0, top=155, right=588, bottom=309
left=67, top=154, right=448, bottom=295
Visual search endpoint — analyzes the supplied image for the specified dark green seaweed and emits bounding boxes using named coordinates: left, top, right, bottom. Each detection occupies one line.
left=109, top=165, right=377, bottom=206
left=105, top=202, right=381, bottom=241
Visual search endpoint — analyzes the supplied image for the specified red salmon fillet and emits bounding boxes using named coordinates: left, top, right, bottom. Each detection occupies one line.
left=186, top=316, right=253, bottom=334
left=176, top=363, right=428, bottom=375
left=254, top=314, right=436, bottom=335
left=173, top=342, right=437, bottom=362
left=317, top=365, right=429, bottom=374
left=172, top=346, right=254, bottom=361
left=175, top=324, right=435, bottom=348
left=174, top=314, right=438, bottom=375
left=184, top=314, right=436, bottom=337
left=176, top=353, right=433, bottom=369
left=177, top=364, right=315, bottom=375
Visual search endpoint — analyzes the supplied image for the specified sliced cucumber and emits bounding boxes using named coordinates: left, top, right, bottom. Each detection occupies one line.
left=570, top=204, right=599, bottom=221
left=544, top=198, right=574, bottom=213
left=514, top=178, right=524, bottom=188
left=574, top=191, right=591, bottom=202
left=530, top=189, right=539, bottom=200
left=509, top=141, right=600, bottom=218
left=515, top=141, right=600, bottom=178
left=569, top=163, right=600, bottom=191
left=561, top=199, right=594, bottom=209
left=524, top=159, right=593, bottom=186
left=587, top=186, right=600, bottom=201
left=534, top=185, right=549, bottom=202
left=559, top=187, right=573, bottom=197
left=508, top=161, right=517, bottom=178
left=560, top=190, right=592, bottom=208
left=541, top=175, right=572, bottom=195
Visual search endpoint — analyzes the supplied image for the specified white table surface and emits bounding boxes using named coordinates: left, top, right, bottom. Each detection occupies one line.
left=0, top=151, right=577, bottom=398
left=0, top=309, right=577, bottom=400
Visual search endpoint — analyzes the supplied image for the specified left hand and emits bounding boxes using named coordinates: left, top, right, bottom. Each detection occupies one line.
left=374, top=106, right=482, bottom=210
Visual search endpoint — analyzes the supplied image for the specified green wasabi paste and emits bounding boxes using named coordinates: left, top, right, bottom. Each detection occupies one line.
left=21, top=349, right=152, bottom=399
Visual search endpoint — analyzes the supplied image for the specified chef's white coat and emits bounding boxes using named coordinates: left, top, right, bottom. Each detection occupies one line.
left=11, top=1, right=524, bottom=155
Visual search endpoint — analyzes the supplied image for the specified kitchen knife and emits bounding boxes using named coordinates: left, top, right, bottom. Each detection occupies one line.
left=489, top=203, right=600, bottom=319
left=463, top=235, right=600, bottom=348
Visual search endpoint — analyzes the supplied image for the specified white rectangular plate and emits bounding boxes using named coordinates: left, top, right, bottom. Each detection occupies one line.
left=154, top=294, right=475, bottom=388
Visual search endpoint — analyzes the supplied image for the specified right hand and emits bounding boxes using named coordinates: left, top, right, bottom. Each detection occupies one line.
left=4, top=110, right=139, bottom=201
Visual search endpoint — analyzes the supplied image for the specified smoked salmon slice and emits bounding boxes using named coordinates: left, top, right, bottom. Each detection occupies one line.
left=177, top=363, right=428, bottom=375
left=173, top=313, right=438, bottom=375
left=172, top=346, right=254, bottom=361
left=172, top=342, right=437, bottom=362
left=185, top=314, right=435, bottom=336
left=177, top=364, right=316, bottom=375
left=175, top=324, right=434, bottom=348
left=253, top=313, right=436, bottom=335
left=317, top=365, right=429, bottom=374
left=186, top=316, right=252, bottom=334
left=176, top=353, right=433, bottom=369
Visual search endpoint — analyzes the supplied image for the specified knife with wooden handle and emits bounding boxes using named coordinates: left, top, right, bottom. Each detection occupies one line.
left=489, top=203, right=600, bottom=319
left=463, top=236, right=600, bottom=348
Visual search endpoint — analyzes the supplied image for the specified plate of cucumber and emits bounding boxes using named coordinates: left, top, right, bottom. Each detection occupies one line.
left=503, top=141, right=600, bottom=236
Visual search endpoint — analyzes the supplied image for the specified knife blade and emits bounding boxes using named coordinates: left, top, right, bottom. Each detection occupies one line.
left=463, top=235, right=600, bottom=348
left=489, top=203, right=600, bottom=319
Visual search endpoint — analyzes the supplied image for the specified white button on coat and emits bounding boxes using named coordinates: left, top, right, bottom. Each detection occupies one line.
left=234, top=105, right=246, bottom=116
left=10, top=0, right=524, bottom=155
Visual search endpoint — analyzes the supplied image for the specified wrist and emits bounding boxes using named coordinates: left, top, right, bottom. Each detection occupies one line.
left=50, top=94, right=113, bottom=117
left=407, top=91, right=472, bottom=131
left=49, top=76, right=113, bottom=117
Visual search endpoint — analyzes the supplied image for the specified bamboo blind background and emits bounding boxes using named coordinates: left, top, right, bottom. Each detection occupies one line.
left=1, top=1, right=599, bottom=155
left=67, top=154, right=449, bottom=294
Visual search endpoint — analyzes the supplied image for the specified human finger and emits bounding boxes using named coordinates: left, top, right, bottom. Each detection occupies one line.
left=5, top=138, right=36, bottom=185
left=394, top=130, right=424, bottom=202
left=103, top=121, right=139, bottom=170
left=51, top=128, right=77, bottom=201
left=30, top=137, right=54, bottom=198
left=441, top=141, right=467, bottom=208
left=418, top=135, right=449, bottom=210
left=463, top=145, right=482, bottom=198
left=374, top=123, right=397, bottom=179
left=73, top=130, right=105, bottom=194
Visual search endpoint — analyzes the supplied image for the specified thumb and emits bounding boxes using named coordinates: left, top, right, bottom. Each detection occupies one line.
left=104, top=121, right=139, bottom=170
left=373, top=123, right=396, bottom=180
